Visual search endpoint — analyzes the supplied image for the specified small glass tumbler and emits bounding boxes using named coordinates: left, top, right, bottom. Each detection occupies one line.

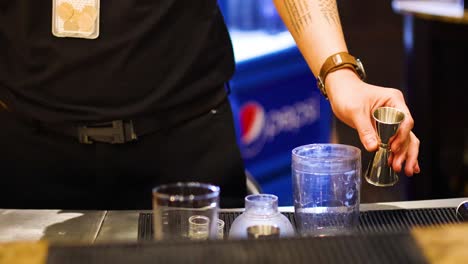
left=292, top=144, right=361, bottom=237
left=217, top=219, right=225, bottom=239
left=188, top=215, right=210, bottom=240
left=152, top=182, right=220, bottom=241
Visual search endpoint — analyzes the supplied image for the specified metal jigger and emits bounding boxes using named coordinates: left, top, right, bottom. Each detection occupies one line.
left=365, top=107, right=405, bottom=187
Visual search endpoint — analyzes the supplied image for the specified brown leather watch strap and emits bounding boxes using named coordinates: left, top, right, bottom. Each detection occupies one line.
left=317, top=52, right=366, bottom=98
left=319, top=52, right=359, bottom=80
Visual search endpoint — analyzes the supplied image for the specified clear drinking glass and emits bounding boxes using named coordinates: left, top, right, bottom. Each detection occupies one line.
left=152, top=182, right=220, bottom=241
left=292, top=144, right=361, bottom=237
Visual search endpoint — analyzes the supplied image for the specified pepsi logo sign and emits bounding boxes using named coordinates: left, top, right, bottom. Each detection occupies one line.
left=240, top=102, right=265, bottom=144
left=238, top=97, right=320, bottom=159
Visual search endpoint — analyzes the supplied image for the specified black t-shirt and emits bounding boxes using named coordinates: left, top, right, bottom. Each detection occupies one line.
left=0, top=0, right=235, bottom=123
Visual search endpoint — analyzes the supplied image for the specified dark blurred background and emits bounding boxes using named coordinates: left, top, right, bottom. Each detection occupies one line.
left=219, top=0, right=467, bottom=205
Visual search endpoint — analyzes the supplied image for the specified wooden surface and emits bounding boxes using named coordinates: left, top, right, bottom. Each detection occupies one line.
left=412, top=223, right=468, bottom=264
left=0, top=241, right=48, bottom=264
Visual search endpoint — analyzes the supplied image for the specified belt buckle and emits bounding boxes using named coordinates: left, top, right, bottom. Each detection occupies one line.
left=77, top=120, right=138, bottom=144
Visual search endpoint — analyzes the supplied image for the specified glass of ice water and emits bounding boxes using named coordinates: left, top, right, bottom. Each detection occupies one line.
left=292, top=144, right=361, bottom=237
left=152, top=182, right=220, bottom=241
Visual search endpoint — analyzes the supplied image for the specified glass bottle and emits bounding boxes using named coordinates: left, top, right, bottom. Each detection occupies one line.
left=228, top=194, right=295, bottom=239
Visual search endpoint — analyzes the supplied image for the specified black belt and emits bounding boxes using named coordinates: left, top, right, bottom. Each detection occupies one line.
left=72, top=120, right=137, bottom=144
left=3, top=90, right=228, bottom=144
left=35, top=98, right=228, bottom=144
left=37, top=117, right=167, bottom=144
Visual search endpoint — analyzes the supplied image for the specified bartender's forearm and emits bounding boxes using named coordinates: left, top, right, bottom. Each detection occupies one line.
left=273, top=0, right=348, bottom=76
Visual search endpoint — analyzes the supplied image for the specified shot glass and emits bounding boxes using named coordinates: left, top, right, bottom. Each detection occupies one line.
left=217, top=219, right=225, bottom=239
left=152, top=182, right=220, bottom=241
left=292, top=144, right=361, bottom=237
left=188, top=215, right=210, bottom=240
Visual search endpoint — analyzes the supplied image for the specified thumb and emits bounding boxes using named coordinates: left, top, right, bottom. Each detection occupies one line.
left=354, top=116, right=378, bottom=152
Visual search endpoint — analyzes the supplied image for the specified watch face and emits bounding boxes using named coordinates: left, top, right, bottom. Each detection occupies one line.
left=316, top=76, right=328, bottom=97
left=317, top=76, right=324, bottom=88
left=356, top=58, right=366, bottom=80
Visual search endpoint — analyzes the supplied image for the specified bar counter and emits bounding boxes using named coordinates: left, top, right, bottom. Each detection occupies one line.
left=0, top=197, right=466, bottom=244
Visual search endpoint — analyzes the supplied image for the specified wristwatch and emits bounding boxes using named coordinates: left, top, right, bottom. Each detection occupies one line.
left=317, top=52, right=366, bottom=99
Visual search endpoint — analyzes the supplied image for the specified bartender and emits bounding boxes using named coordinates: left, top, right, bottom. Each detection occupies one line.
left=0, top=0, right=419, bottom=210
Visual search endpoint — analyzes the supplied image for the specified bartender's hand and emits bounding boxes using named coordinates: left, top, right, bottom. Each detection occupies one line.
left=326, top=69, right=420, bottom=176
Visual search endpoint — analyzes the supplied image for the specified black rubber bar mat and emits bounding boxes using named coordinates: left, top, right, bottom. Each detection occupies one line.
left=47, top=232, right=428, bottom=264
left=139, top=207, right=460, bottom=241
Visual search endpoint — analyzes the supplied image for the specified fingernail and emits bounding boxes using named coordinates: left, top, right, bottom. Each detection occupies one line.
left=367, top=137, right=377, bottom=147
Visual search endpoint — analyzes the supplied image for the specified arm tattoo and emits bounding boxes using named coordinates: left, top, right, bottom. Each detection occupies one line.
left=284, top=0, right=314, bottom=35
left=318, top=0, right=340, bottom=26
left=284, top=0, right=340, bottom=36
